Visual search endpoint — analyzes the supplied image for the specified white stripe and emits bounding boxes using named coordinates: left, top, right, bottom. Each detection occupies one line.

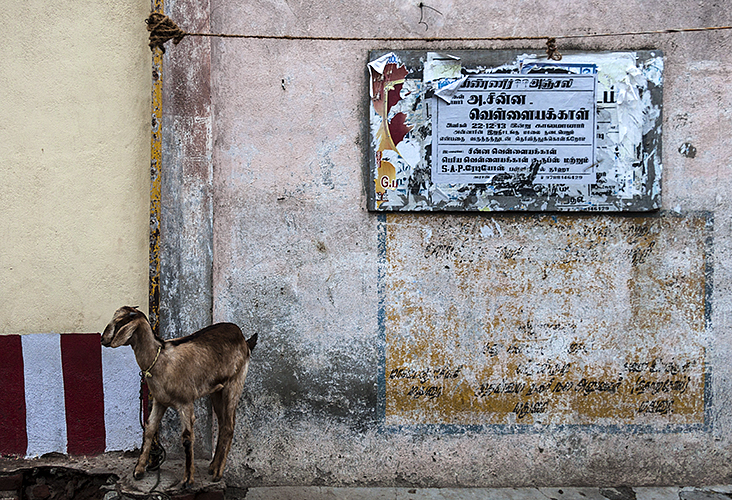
left=102, top=346, right=143, bottom=451
left=22, top=334, right=67, bottom=457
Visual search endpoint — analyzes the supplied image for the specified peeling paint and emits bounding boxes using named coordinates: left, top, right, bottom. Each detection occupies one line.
left=149, top=0, right=164, bottom=336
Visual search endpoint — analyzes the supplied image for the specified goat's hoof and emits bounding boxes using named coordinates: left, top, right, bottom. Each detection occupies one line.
left=183, top=480, right=194, bottom=490
left=133, top=470, right=145, bottom=481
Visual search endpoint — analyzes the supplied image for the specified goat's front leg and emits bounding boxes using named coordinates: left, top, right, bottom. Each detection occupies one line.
left=134, top=400, right=166, bottom=480
left=179, top=403, right=196, bottom=487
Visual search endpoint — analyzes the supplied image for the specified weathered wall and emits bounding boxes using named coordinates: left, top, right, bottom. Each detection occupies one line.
left=0, top=0, right=150, bottom=334
left=157, top=0, right=216, bottom=456
left=159, top=0, right=732, bottom=488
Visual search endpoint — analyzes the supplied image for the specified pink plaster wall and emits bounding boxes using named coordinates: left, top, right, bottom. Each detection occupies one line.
left=159, top=0, right=732, bottom=488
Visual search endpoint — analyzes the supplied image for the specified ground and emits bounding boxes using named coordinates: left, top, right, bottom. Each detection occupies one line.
left=2, top=453, right=732, bottom=500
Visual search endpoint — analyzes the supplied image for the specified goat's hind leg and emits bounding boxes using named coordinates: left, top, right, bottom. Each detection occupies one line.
left=178, top=403, right=197, bottom=487
left=134, top=400, right=166, bottom=480
left=209, top=390, right=225, bottom=478
left=209, top=379, right=245, bottom=482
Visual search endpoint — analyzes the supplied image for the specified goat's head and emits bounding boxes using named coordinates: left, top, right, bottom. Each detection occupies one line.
left=102, top=306, right=145, bottom=348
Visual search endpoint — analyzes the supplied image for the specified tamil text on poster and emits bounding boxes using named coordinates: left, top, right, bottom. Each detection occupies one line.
left=432, top=74, right=597, bottom=185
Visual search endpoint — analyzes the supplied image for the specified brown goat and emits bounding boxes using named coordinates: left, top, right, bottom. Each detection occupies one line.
left=102, top=306, right=257, bottom=486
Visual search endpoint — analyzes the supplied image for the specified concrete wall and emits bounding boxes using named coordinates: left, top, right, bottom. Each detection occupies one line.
left=152, top=0, right=732, bottom=488
left=0, top=1, right=149, bottom=456
left=0, top=0, right=150, bottom=334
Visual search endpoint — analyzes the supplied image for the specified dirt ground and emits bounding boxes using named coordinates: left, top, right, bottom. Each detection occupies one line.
left=0, top=451, right=227, bottom=499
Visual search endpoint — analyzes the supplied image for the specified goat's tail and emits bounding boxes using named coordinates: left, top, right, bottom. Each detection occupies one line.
left=247, top=332, right=258, bottom=353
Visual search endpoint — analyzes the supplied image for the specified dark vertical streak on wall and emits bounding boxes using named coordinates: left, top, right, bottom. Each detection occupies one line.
left=703, top=212, right=714, bottom=427
left=377, top=214, right=388, bottom=426
left=159, top=0, right=214, bottom=456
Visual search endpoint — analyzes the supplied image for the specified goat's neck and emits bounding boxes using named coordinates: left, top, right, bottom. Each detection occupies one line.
left=128, top=320, right=164, bottom=374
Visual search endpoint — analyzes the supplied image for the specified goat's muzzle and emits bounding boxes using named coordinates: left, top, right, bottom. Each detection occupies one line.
left=101, top=325, right=113, bottom=347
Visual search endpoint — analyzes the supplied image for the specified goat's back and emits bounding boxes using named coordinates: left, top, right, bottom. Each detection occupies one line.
left=167, top=323, right=253, bottom=366
left=168, top=322, right=244, bottom=347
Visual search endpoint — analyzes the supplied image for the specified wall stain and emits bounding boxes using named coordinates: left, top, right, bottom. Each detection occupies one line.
left=382, top=213, right=709, bottom=427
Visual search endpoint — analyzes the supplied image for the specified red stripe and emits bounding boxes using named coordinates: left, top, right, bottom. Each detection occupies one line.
left=0, top=335, right=27, bottom=455
left=61, top=334, right=106, bottom=455
left=143, top=380, right=150, bottom=424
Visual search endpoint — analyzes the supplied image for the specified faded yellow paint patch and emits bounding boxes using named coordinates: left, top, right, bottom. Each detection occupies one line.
left=149, top=0, right=164, bottom=336
left=383, top=214, right=708, bottom=426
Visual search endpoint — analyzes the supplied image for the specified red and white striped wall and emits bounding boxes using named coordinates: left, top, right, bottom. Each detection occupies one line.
left=0, top=333, right=142, bottom=457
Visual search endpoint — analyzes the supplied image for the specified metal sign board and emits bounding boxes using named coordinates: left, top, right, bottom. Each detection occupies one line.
left=367, top=50, right=663, bottom=212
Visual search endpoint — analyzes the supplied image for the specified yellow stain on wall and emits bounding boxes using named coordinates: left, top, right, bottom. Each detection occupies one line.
left=383, top=214, right=708, bottom=426
left=149, top=35, right=163, bottom=336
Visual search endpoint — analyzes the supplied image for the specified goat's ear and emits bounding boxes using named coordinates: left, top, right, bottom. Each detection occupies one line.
left=110, top=320, right=137, bottom=347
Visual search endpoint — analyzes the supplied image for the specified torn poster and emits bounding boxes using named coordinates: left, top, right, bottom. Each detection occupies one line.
left=367, top=50, right=663, bottom=212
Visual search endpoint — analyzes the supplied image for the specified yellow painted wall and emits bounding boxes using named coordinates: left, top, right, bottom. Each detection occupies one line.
left=0, top=1, right=150, bottom=334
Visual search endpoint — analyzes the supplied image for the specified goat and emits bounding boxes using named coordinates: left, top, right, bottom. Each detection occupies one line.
left=101, top=306, right=257, bottom=486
